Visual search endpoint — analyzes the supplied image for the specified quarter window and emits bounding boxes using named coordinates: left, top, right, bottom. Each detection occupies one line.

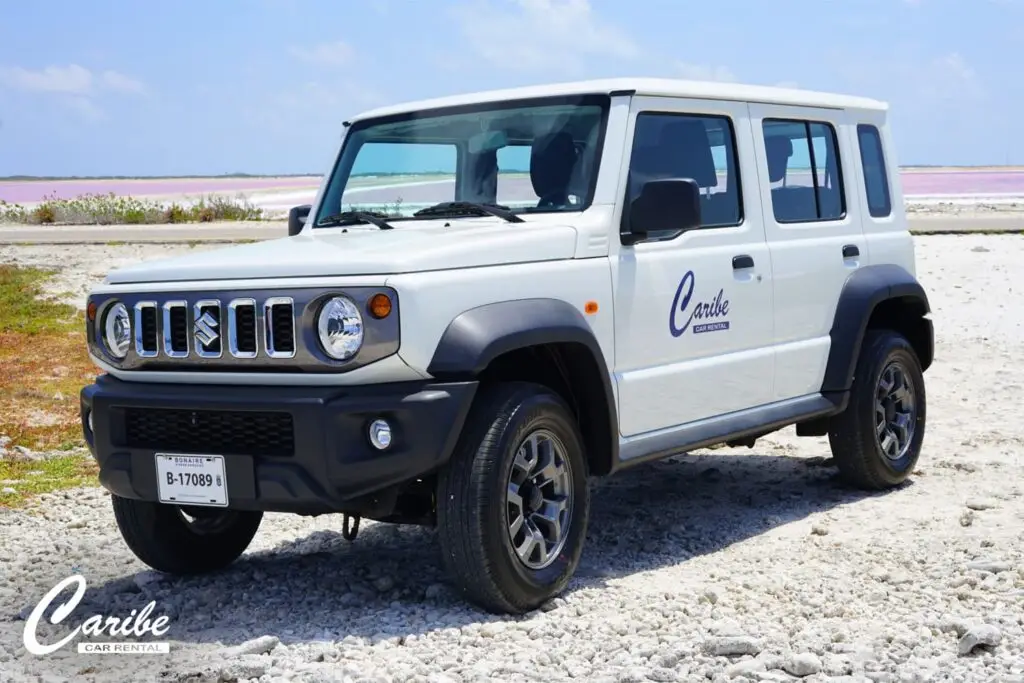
left=857, top=124, right=892, bottom=218
left=626, top=112, right=742, bottom=230
left=762, top=118, right=845, bottom=223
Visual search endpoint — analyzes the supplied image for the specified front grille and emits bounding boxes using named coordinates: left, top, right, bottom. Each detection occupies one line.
left=121, top=407, right=295, bottom=457
left=265, top=298, right=295, bottom=358
left=129, top=296, right=298, bottom=361
left=135, top=303, right=158, bottom=357
left=230, top=300, right=258, bottom=357
left=163, top=302, right=189, bottom=357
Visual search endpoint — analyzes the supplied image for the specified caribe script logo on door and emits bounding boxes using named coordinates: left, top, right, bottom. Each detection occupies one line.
left=669, top=270, right=731, bottom=337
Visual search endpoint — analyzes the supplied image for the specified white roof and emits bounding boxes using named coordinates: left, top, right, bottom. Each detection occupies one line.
left=349, top=77, right=888, bottom=122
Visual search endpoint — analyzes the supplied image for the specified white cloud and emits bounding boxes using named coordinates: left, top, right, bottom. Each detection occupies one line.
left=62, top=96, right=106, bottom=122
left=0, top=63, right=145, bottom=96
left=291, top=81, right=384, bottom=110
left=453, top=0, right=638, bottom=74
left=0, top=64, right=93, bottom=95
left=248, top=80, right=386, bottom=134
left=99, top=70, right=146, bottom=94
left=288, top=41, right=356, bottom=68
left=674, top=62, right=738, bottom=83
left=915, top=52, right=985, bottom=101
left=839, top=50, right=985, bottom=103
left=0, top=63, right=146, bottom=121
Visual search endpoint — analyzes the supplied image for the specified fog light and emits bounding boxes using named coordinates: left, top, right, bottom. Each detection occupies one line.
left=86, top=410, right=94, bottom=434
left=368, top=419, right=392, bottom=450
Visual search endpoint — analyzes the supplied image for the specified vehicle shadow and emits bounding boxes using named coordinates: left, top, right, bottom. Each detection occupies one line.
left=72, top=447, right=906, bottom=649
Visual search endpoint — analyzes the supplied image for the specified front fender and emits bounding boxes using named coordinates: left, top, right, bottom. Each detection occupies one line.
left=427, top=298, right=619, bottom=469
left=427, top=298, right=609, bottom=378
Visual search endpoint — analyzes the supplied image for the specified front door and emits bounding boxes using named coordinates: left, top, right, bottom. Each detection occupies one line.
left=611, top=96, right=775, bottom=438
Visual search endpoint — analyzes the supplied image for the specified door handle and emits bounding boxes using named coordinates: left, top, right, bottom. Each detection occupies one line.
left=732, top=254, right=755, bottom=269
left=842, top=244, right=860, bottom=258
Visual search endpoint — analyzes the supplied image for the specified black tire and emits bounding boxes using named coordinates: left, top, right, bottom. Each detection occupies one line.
left=112, top=495, right=263, bottom=574
left=828, top=329, right=927, bottom=490
left=436, top=381, right=590, bottom=615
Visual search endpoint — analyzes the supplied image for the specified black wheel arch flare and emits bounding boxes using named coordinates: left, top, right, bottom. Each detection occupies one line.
left=823, top=264, right=934, bottom=395
left=427, top=298, right=619, bottom=471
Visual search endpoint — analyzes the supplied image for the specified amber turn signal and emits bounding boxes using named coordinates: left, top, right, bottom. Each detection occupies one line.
left=368, top=293, right=393, bottom=319
left=584, top=300, right=599, bottom=315
left=87, top=301, right=97, bottom=321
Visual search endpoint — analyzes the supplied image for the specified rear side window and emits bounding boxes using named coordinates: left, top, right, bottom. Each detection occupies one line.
left=762, top=118, right=845, bottom=223
left=856, top=124, right=892, bottom=218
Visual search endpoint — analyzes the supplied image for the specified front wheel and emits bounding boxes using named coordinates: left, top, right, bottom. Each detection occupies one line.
left=436, top=382, right=590, bottom=614
left=828, top=329, right=927, bottom=490
left=112, top=495, right=263, bottom=574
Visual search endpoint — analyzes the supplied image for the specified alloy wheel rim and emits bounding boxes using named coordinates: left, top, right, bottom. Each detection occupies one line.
left=874, top=360, right=916, bottom=461
left=504, top=428, right=574, bottom=570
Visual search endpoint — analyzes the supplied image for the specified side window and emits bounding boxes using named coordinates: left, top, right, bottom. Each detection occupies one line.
left=762, top=119, right=845, bottom=223
left=856, top=124, right=892, bottom=218
left=627, top=112, right=742, bottom=230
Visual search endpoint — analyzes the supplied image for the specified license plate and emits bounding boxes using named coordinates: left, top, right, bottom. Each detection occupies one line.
left=155, top=454, right=228, bottom=507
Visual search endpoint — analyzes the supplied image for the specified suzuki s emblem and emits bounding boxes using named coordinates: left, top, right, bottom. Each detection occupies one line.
left=194, top=311, right=219, bottom=347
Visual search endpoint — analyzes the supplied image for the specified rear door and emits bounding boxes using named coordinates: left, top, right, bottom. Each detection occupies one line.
left=610, top=95, right=776, bottom=438
left=747, top=103, right=866, bottom=401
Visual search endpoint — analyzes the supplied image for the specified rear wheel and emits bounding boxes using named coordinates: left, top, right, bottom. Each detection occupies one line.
left=436, top=382, right=590, bottom=614
left=112, top=495, right=263, bottom=574
left=828, top=329, right=927, bottom=489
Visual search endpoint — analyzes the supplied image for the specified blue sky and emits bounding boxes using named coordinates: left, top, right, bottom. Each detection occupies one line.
left=0, top=0, right=1020, bottom=177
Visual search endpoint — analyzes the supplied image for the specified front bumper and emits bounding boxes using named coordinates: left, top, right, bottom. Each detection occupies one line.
left=80, top=375, right=478, bottom=514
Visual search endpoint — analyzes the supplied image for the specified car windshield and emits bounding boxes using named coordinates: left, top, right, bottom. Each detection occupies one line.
left=313, top=94, right=610, bottom=226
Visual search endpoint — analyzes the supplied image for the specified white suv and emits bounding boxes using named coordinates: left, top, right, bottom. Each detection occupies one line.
left=80, top=78, right=933, bottom=615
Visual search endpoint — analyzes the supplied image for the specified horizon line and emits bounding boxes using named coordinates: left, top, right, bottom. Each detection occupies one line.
left=4, top=164, right=1024, bottom=182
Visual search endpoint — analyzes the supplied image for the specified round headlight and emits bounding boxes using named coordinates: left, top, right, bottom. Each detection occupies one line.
left=317, top=296, right=363, bottom=360
left=103, top=302, right=131, bottom=359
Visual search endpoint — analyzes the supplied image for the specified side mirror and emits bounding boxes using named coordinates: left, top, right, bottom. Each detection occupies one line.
left=622, top=178, right=702, bottom=245
left=288, top=205, right=312, bottom=236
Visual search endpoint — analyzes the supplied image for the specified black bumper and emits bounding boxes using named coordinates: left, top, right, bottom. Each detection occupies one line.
left=80, top=374, right=478, bottom=514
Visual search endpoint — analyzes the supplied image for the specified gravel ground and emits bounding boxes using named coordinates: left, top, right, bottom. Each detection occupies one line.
left=0, top=242, right=210, bottom=309
left=1, top=235, right=1022, bottom=683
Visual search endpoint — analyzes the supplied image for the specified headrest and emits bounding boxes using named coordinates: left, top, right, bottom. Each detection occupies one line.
left=765, top=136, right=792, bottom=183
left=530, top=131, right=577, bottom=199
left=657, top=119, right=718, bottom=188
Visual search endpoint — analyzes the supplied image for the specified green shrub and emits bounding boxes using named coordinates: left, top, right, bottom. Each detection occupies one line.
left=164, top=203, right=189, bottom=223
left=0, top=191, right=266, bottom=225
left=32, top=203, right=56, bottom=224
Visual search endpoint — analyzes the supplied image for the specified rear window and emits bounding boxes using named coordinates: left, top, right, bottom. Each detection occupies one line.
left=761, top=118, right=845, bottom=223
left=857, top=124, right=892, bottom=218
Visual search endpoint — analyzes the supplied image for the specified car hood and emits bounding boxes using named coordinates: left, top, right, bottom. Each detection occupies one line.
left=104, top=218, right=579, bottom=285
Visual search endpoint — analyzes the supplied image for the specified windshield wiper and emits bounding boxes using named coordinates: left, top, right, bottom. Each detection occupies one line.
left=317, top=211, right=395, bottom=230
left=412, top=201, right=524, bottom=223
